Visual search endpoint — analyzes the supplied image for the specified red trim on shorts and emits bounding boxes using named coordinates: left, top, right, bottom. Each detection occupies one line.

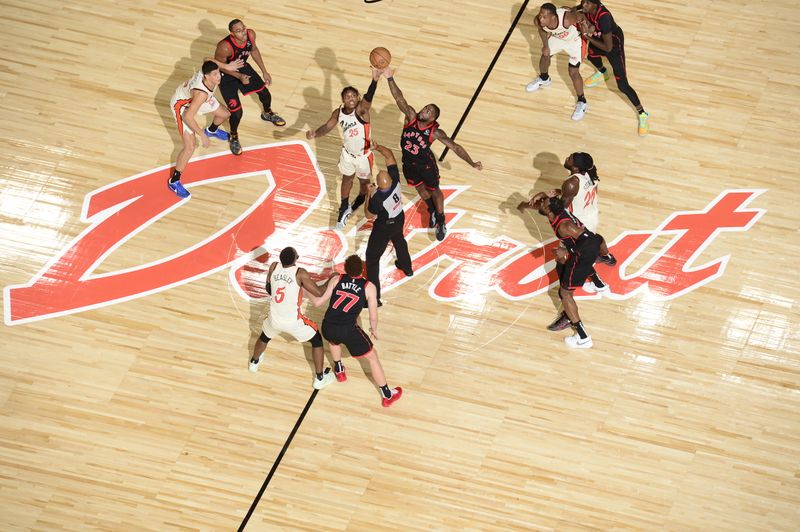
left=173, top=99, right=192, bottom=134
left=363, top=122, right=371, bottom=154
left=242, top=85, right=265, bottom=96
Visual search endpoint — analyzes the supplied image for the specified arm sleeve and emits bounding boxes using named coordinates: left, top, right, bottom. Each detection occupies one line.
left=388, top=164, right=400, bottom=185
left=363, top=79, right=378, bottom=102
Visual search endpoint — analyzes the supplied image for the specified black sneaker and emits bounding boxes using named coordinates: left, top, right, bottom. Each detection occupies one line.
left=435, top=222, right=447, bottom=241
left=261, top=111, right=286, bottom=126
left=546, top=313, right=571, bottom=331
left=597, top=253, right=617, bottom=266
left=395, top=260, right=413, bottom=277
left=229, top=136, right=243, bottom=156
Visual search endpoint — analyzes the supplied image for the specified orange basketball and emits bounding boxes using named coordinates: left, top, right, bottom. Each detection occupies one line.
left=369, top=47, right=392, bottom=69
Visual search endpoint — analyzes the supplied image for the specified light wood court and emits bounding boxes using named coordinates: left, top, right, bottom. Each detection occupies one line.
left=1, top=0, right=799, bottom=529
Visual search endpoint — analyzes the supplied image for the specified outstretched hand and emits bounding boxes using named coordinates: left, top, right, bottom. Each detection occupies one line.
left=382, top=67, right=395, bottom=79
left=472, top=161, right=483, bottom=170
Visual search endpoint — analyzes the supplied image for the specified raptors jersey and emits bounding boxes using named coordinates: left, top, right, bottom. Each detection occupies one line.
left=221, top=31, right=253, bottom=67
left=550, top=210, right=596, bottom=254
left=171, top=71, right=217, bottom=108
left=567, top=172, right=599, bottom=232
left=323, top=275, right=368, bottom=325
left=338, top=107, right=370, bottom=156
left=269, top=264, right=302, bottom=322
left=401, top=118, right=438, bottom=164
left=542, top=8, right=580, bottom=41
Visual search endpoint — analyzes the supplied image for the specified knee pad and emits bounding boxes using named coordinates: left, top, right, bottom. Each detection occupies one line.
left=308, top=330, right=323, bottom=348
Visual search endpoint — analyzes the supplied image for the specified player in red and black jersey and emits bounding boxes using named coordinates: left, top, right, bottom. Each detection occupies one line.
left=383, top=68, right=483, bottom=241
left=214, top=19, right=286, bottom=156
left=576, top=0, right=650, bottom=136
left=312, top=255, right=402, bottom=407
left=524, top=194, right=615, bottom=349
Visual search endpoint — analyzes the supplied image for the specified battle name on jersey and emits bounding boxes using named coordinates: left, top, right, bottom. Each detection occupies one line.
left=340, top=281, right=363, bottom=293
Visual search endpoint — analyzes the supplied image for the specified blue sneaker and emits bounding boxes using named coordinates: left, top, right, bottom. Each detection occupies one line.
left=204, top=127, right=230, bottom=141
left=168, top=180, right=190, bottom=199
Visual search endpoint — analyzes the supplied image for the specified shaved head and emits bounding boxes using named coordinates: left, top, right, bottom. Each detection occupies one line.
left=376, top=170, right=391, bottom=189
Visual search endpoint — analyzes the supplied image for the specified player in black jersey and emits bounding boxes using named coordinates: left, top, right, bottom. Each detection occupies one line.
left=312, top=255, right=403, bottom=407
left=383, top=68, right=483, bottom=242
left=576, top=0, right=650, bottom=136
left=214, top=19, right=286, bottom=156
left=528, top=193, right=610, bottom=348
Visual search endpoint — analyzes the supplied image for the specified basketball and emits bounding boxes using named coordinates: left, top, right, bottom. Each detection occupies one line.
left=369, top=47, right=392, bottom=69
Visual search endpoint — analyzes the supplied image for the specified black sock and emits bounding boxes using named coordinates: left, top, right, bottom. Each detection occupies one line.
left=169, top=170, right=181, bottom=184
left=351, top=193, right=366, bottom=210
left=639, top=108, right=647, bottom=115
left=207, top=123, right=219, bottom=133
left=435, top=212, right=445, bottom=225
left=425, top=198, right=435, bottom=213
left=590, top=273, right=605, bottom=288
left=380, top=384, right=392, bottom=399
left=316, top=372, right=323, bottom=380
left=334, top=360, right=344, bottom=373
left=540, top=73, right=550, bottom=81
left=339, top=197, right=349, bottom=212
left=598, top=67, right=607, bottom=74
left=571, top=320, right=588, bottom=339
left=577, top=95, right=586, bottom=103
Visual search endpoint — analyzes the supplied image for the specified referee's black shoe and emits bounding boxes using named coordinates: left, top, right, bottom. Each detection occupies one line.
left=395, top=260, right=414, bottom=277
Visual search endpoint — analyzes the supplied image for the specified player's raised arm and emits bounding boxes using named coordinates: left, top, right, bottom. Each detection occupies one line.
left=383, top=68, right=416, bottom=123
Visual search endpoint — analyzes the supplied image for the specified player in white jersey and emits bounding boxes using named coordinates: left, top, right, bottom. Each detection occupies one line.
left=307, top=68, right=382, bottom=229
left=248, top=247, right=335, bottom=390
left=167, top=61, right=231, bottom=199
left=525, top=3, right=588, bottom=121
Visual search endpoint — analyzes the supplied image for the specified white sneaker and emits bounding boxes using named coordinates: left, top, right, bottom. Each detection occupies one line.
left=336, top=206, right=353, bottom=230
left=582, top=282, right=610, bottom=294
left=313, top=371, right=335, bottom=390
left=248, top=353, right=263, bottom=373
left=572, top=101, right=588, bottom=121
left=564, top=334, right=593, bottom=349
left=525, top=77, right=552, bottom=92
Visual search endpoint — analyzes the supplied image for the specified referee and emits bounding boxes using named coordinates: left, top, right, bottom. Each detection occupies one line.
left=365, top=142, right=414, bottom=305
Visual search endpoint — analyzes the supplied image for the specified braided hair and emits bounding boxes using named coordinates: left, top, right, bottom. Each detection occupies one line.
left=571, top=152, right=599, bottom=184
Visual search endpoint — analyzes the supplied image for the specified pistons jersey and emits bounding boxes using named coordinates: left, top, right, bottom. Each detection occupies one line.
left=542, top=8, right=581, bottom=41
left=339, top=107, right=370, bottom=156
left=567, top=172, right=599, bottom=231
left=269, top=264, right=302, bottom=322
left=324, top=275, right=368, bottom=325
left=172, top=71, right=217, bottom=109
left=401, top=118, right=438, bottom=165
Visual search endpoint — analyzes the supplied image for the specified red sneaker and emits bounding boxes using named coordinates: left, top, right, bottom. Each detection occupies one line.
left=381, top=387, right=403, bottom=408
left=335, top=365, right=347, bottom=382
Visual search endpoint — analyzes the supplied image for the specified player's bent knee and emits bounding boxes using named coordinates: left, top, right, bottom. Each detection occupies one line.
left=307, top=331, right=323, bottom=348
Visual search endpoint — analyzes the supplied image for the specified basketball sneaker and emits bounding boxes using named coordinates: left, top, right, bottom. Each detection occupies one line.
left=334, top=365, right=347, bottom=382
left=564, top=334, right=593, bottom=349
left=582, top=281, right=610, bottom=294
left=638, top=111, right=651, bottom=137
left=395, top=260, right=414, bottom=277
left=597, top=253, right=617, bottom=266
left=525, top=76, right=552, bottom=92
left=261, top=111, right=286, bottom=126
left=313, top=371, right=335, bottom=390
left=204, top=126, right=230, bottom=141
left=381, top=387, right=403, bottom=407
left=229, top=136, right=243, bottom=156
left=435, top=222, right=447, bottom=241
left=168, top=180, right=191, bottom=199
left=571, top=101, right=588, bottom=121
left=547, top=312, right=571, bottom=332
left=336, top=205, right=353, bottom=230
left=248, top=353, right=263, bottom=373
left=584, top=70, right=610, bottom=88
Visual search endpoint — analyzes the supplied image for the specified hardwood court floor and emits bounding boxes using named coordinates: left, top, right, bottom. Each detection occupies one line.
left=1, top=0, right=799, bottom=530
